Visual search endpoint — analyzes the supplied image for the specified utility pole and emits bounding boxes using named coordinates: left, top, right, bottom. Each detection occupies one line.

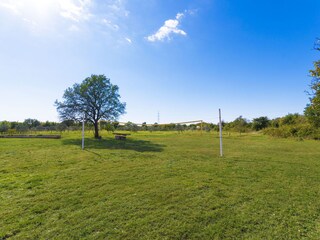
left=157, top=111, right=160, bottom=124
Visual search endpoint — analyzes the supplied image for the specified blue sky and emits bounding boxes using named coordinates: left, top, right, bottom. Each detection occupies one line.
left=0, top=0, right=319, bottom=124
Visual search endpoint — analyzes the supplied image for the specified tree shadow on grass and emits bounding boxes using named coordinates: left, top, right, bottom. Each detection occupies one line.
left=62, top=137, right=165, bottom=152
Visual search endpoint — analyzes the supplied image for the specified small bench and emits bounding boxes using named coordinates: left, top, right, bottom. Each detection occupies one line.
left=113, top=133, right=131, bottom=140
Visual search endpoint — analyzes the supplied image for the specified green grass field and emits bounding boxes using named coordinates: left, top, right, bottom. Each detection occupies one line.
left=1, top=131, right=320, bottom=239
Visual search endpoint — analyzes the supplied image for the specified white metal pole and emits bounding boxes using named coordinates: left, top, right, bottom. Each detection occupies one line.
left=82, top=114, right=85, bottom=150
left=219, top=109, right=223, bottom=157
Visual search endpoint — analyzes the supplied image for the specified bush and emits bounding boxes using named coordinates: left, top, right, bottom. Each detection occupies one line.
left=0, top=122, right=9, bottom=133
left=263, top=124, right=320, bottom=140
left=124, top=122, right=139, bottom=132
left=16, top=124, right=28, bottom=133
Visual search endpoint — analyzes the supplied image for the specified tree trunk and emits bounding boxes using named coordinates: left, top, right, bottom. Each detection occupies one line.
left=94, top=121, right=100, bottom=138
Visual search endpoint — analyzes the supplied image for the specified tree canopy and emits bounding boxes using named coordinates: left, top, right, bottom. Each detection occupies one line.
left=55, top=74, right=126, bottom=138
left=232, top=116, right=249, bottom=135
left=252, top=116, right=270, bottom=131
left=305, top=39, right=320, bottom=128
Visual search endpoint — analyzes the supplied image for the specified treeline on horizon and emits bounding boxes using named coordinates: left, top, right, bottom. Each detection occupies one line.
left=0, top=113, right=319, bottom=139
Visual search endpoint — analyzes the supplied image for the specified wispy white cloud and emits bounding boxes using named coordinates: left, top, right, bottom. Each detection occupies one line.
left=176, top=12, right=184, bottom=20
left=0, top=0, right=129, bottom=33
left=0, top=0, right=93, bottom=26
left=107, top=0, right=129, bottom=18
left=0, top=0, right=134, bottom=45
left=147, top=12, right=187, bottom=42
left=22, top=17, right=38, bottom=28
left=125, top=37, right=132, bottom=44
left=0, top=1, right=20, bottom=14
left=59, top=0, right=92, bottom=22
left=101, top=18, right=120, bottom=31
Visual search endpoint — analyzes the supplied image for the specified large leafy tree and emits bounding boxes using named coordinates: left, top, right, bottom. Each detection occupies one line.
left=252, top=116, right=270, bottom=131
left=305, top=39, right=320, bottom=128
left=233, top=116, right=249, bottom=135
left=55, top=74, right=126, bottom=138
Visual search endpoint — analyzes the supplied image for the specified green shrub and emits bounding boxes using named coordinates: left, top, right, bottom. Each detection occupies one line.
left=263, top=124, right=320, bottom=140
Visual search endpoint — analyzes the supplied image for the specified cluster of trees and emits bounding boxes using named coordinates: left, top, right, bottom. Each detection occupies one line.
left=260, top=39, right=320, bottom=140
left=304, top=39, right=320, bottom=128
left=223, top=39, right=320, bottom=139
left=0, top=114, right=308, bottom=137
left=2, top=39, right=320, bottom=139
left=50, top=52, right=320, bottom=139
left=0, top=119, right=83, bottom=134
left=262, top=114, right=320, bottom=139
left=216, top=113, right=320, bottom=139
left=223, top=116, right=270, bottom=134
left=259, top=38, right=320, bottom=139
left=101, top=121, right=217, bottom=132
left=0, top=119, right=214, bottom=134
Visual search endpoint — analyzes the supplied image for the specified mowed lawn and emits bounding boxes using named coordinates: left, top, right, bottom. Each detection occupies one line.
left=1, top=132, right=320, bottom=239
